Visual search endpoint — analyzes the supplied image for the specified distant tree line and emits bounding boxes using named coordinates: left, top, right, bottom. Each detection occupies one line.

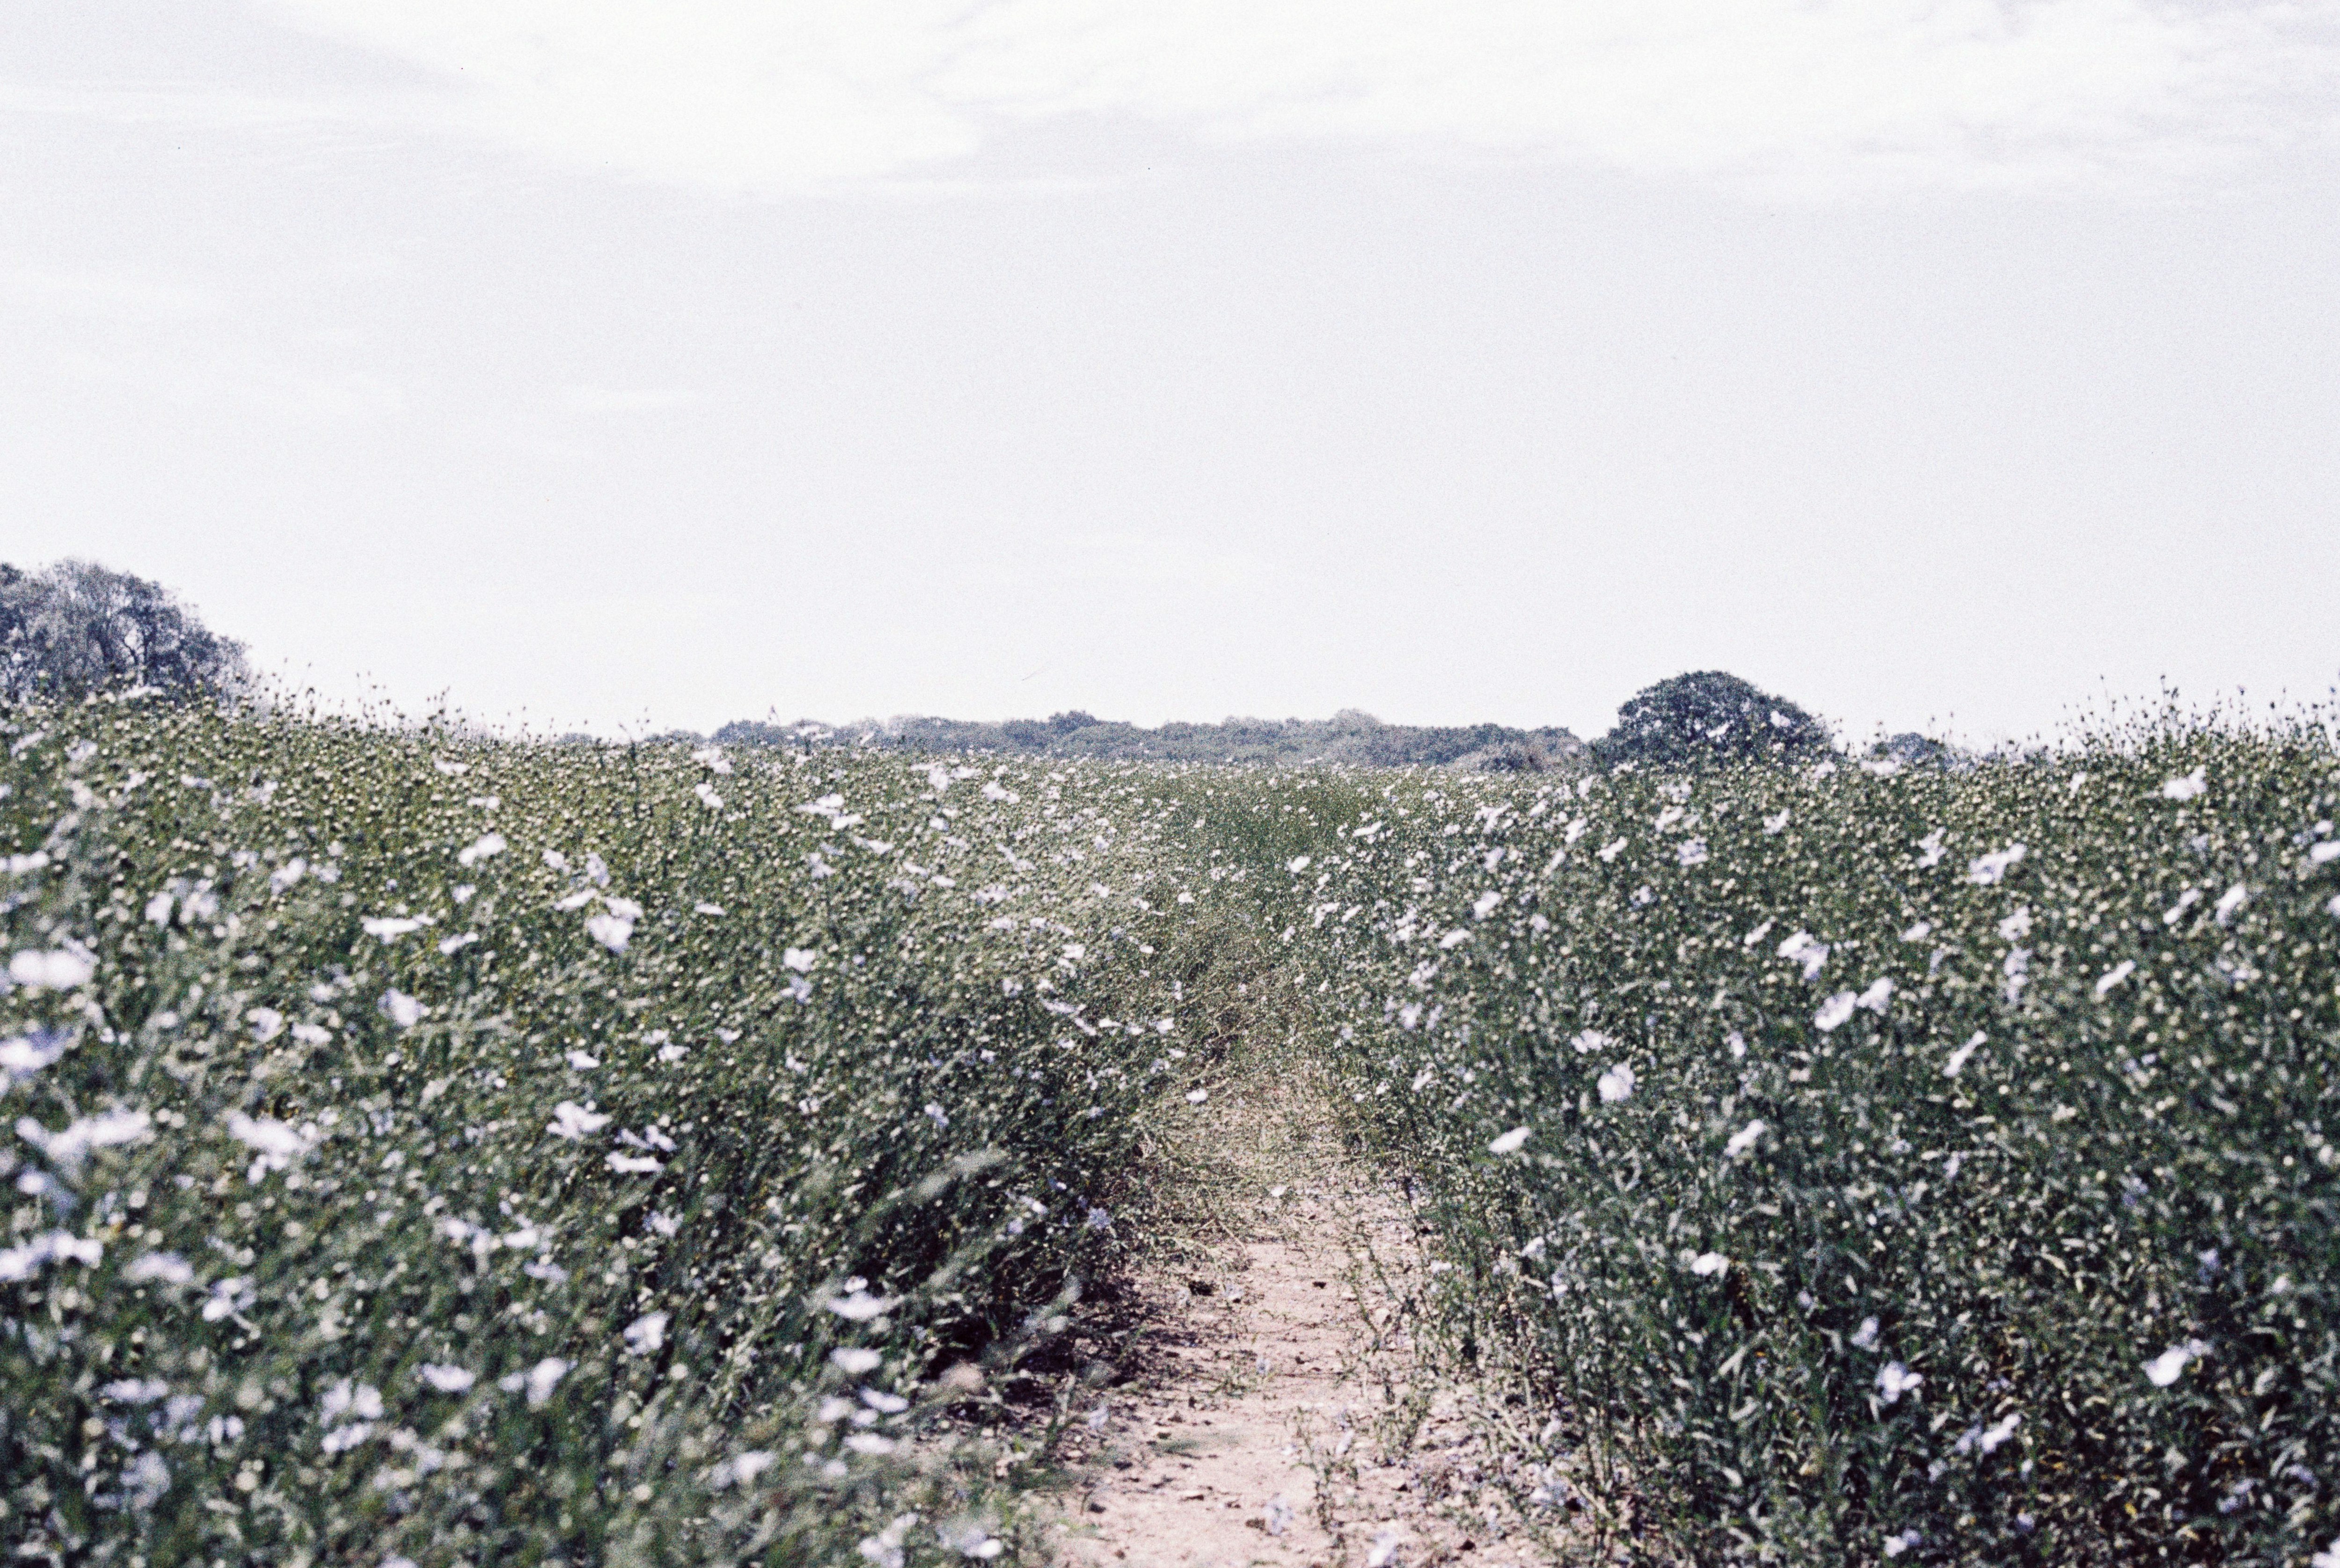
left=715, top=672, right=1958, bottom=774
left=714, top=708, right=1590, bottom=770
left=1, top=560, right=248, bottom=704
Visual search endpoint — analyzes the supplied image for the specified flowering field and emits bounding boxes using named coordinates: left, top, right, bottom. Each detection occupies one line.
left=1274, top=725, right=2340, bottom=1564
left=11, top=696, right=2339, bottom=1567
left=0, top=700, right=1249, bottom=1565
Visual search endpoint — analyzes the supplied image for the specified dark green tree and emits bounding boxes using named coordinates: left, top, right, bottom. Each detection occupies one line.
left=1594, top=670, right=1832, bottom=769
left=0, top=559, right=249, bottom=702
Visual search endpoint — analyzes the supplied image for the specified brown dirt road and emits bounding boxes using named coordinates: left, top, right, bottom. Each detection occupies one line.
left=1040, top=1080, right=1589, bottom=1568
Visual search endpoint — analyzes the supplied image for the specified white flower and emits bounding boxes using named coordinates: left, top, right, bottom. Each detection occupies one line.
left=1883, top=1529, right=1921, bottom=1557
left=1471, top=890, right=1502, bottom=919
left=1287, top=855, right=1312, bottom=874
left=269, top=858, right=307, bottom=893
left=783, top=948, right=818, bottom=973
left=103, top=1377, right=170, bottom=1403
left=1677, top=838, right=1708, bottom=867
left=861, top=1388, right=910, bottom=1414
left=1596, top=1063, right=1636, bottom=1103
left=2143, top=1339, right=2209, bottom=1386
left=201, top=1276, right=255, bottom=1321
left=1689, top=1252, right=1729, bottom=1277
left=2094, top=960, right=2136, bottom=999
left=584, top=912, right=633, bottom=953
left=1185, top=1088, right=1208, bottom=1104
left=438, top=932, right=478, bottom=955
left=0, top=1237, right=52, bottom=1283
left=624, top=1311, right=669, bottom=1354
left=0, top=1029, right=69, bottom=1087
left=1569, top=1029, right=1613, bottom=1055
left=225, top=1112, right=311, bottom=1176
left=694, top=781, right=724, bottom=810
left=547, top=1101, right=611, bottom=1140
left=7, top=948, right=93, bottom=989
left=1763, top=810, right=1790, bottom=835
left=1876, top=1362, right=1923, bottom=1403
left=1597, top=837, right=1627, bottom=862
left=1488, top=1127, right=1531, bottom=1155
left=2160, top=767, right=2207, bottom=801
left=321, top=1422, right=374, bottom=1454
left=1857, top=977, right=1894, bottom=1014
left=381, top=990, right=423, bottom=1028
left=691, top=745, right=732, bottom=774
left=1850, top=1316, right=1879, bottom=1349
left=1996, top=905, right=2033, bottom=940
left=718, top=1450, right=776, bottom=1488
left=1901, top=920, right=1932, bottom=942
left=419, top=1364, right=476, bottom=1393
left=456, top=832, right=506, bottom=867
left=19, top=1108, right=153, bottom=1176
left=564, top=1050, right=600, bottom=1070
left=2311, top=1538, right=2340, bottom=1568
left=1944, top=1031, right=1985, bottom=1078
left=1967, top=843, right=2027, bottom=884
left=1977, top=1412, right=2021, bottom=1453
left=1725, top=1120, right=1766, bottom=1158
left=1777, top=930, right=1829, bottom=980
left=360, top=916, right=424, bottom=943
left=607, top=1152, right=663, bottom=1174
left=2214, top=882, right=2249, bottom=925
left=246, top=1008, right=284, bottom=1043
left=831, top=1347, right=884, bottom=1374
left=826, top=1291, right=899, bottom=1322
left=126, top=1251, right=193, bottom=1284
left=694, top=902, right=724, bottom=915
left=525, top=1357, right=569, bottom=1407
left=1814, top=992, right=1857, bottom=1032
left=322, top=1379, right=384, bottom=1424
left=1741, top=919, right=1773, bottom=947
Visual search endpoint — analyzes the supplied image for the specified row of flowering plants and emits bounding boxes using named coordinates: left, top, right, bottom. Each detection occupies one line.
left=0, top=697, right=1231, bottom=1566
left=1276, top=720, right=2340, bottom=1565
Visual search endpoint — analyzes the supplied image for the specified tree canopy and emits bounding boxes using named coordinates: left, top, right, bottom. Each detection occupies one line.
left=0, top=559, right=248, bottom=703
left=1593, top=670, right=1833, bottom=768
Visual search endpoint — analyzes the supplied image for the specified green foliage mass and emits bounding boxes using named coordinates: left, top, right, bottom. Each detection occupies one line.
left=12, top=682, right=2338, bottom=1568
left=0, top=700, right=1254, bottom=1566
left=1263, top=720, right=2340, bottom=1565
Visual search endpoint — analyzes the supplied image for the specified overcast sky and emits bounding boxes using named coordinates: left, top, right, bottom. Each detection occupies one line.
left=6, top=1, right=2338, bottom=744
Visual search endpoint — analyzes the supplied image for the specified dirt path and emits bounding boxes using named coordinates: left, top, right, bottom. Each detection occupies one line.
left=1043, top=1075, right=1580, bottom=1568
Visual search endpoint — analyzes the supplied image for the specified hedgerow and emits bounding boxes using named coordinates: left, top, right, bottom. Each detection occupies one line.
left=0, top=699, right=1241, bottom=1566
left=1280, top=722, right=2340, bottom=1565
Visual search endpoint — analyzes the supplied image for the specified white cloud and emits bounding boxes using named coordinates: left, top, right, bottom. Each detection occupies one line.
left=253, top=0, right=2340, bottom=195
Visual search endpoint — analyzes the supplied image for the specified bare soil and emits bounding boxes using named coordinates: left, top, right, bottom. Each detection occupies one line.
left=1041, top=1073, right=1587, bottom=1568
